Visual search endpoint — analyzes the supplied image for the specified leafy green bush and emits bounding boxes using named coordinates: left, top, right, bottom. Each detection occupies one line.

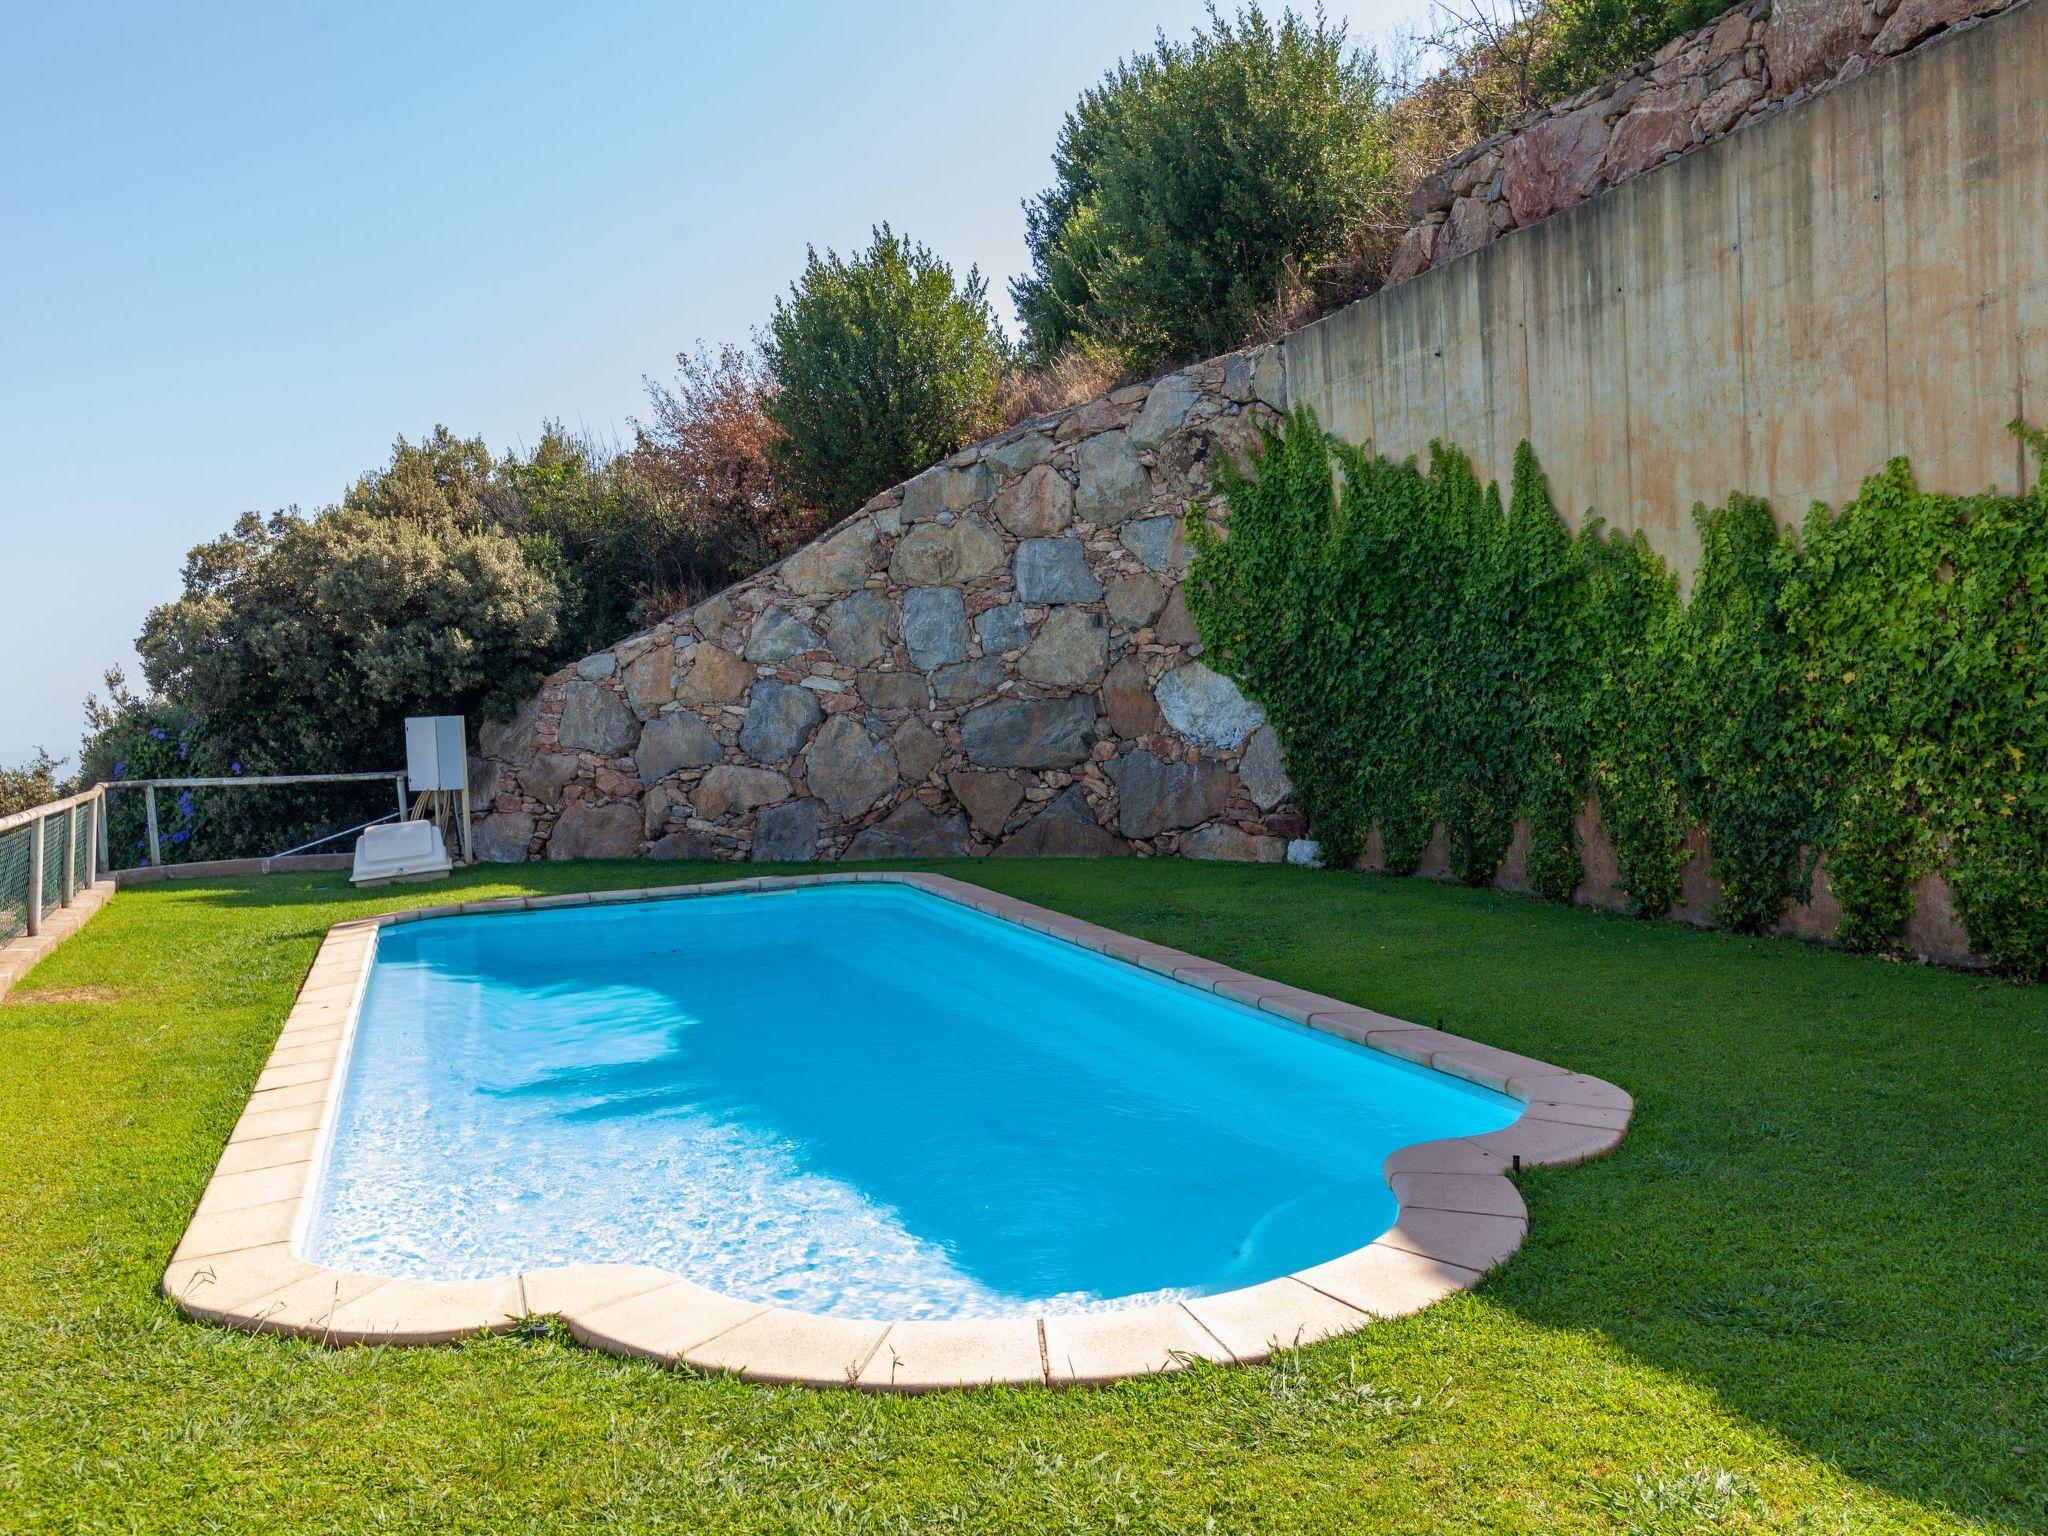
left=1014, top=4, right=1396, bottom=371
left=763, top=225, right=1007, bottom=515
left=1190, top=407, right=2048, bottom=975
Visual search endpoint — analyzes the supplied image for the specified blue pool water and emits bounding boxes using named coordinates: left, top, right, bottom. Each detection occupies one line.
left=304, top=884, right=1520, bottom=1319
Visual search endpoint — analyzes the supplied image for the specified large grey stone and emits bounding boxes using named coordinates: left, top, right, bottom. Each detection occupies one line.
left=900, top=463, right=992, bottom=522
left=1154, top=586, right=1198, bottom=646
left=1105, top=572, right=1166, bottom=630
left=693, top=764, right=791, bottom=818
left=1017, top=607, right=1107, bottom=688
left=888, top=516, right=1004, bottom=586
left=574, top=651, right=617, bottom=681
left=479, top=700, right=542, bottom=764
left=1110, top=750, right=1235, bottom=838
left=858, top=669, right=928, bottom=711
left=546, top=799, right=642, bottom=860
left=1501, top=103, right=1608, bottom=226
left=471, top=810, right=533, bottom=863
left=1073, top=431, right=1152, bottom=525
left=744, top=607, right=821, bottom=664
left=519, top=752, right=581, bottom=805
left=557, top=680, right=639, bottom=756
left=1013, top=537, right=1103, bottom=605
left=1102, top=654, right=1162, bottom=738
left=931, top=657, right=1006, bottom=704
left=1180, top=824, right=1287, bottom=863
left=636, top=711, right=722, bottom=782
left=739, top=679, right=822, bottom=761
left=690, top=591, right=736, bottom=640
left=994, top=785, right=1127, bottom=857
left=1119, top=515, right=1183, bottom=573
left=823, top=590, right=892, bottom=667
left=676, top=643, right=753, bottom=706
left=781, top=521, right=875, bottom=594
left=993, top=464, right=1074, bottom=538
left=1239, top=724, right=1294, bottom=811
left=1767, top=0, right=1864, bottom=93
left=1129, top=373, right=1200, bottom=449
left=902, top=586, right=969, bottom=670
left=974, top=601, right=1030, bottom=654
left=845, top=800, right=972, bottom=859
left=1157, top=661, right=1264, bottom=752
left=961, top=694, right=1095, bottom=769
left=1222, top=346, right=1285, bottom=408
left=1872, top=0, right=1980, bottom=56
left=648, top=828, right=720, bottom=860
left=985, top=432, right=1055, bottom=476
left=891, top=718, right=943, bottom=783
left=752, top=798, right=822, bottom=862
left=947, top=770, right=1026, bottom=837
left=803, top=715, right=898, bottom=819
left=621, top=647, right=679, bottom=719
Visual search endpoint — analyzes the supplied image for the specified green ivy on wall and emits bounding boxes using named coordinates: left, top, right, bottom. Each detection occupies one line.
left=1186, top=405, right=2048, bottom=976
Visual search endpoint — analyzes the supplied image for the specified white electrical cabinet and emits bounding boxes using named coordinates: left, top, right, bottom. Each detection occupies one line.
left=404, top=715, right=468, bottom=793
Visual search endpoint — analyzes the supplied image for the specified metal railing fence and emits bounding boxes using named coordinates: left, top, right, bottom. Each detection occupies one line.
left=0, top=784, right=107, bottom=945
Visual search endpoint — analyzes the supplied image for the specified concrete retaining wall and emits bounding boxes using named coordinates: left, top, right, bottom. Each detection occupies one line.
left=1289, top=0, right=2046, bottom=580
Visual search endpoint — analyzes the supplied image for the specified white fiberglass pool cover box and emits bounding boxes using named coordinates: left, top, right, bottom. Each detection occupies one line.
left=350, top=819, right=451, bottom=886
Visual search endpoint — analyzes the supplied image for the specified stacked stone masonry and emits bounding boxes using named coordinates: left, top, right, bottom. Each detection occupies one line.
left=472, top=348, right=1303, bottom=865
left=1385, top=0, right=2016, bottom=285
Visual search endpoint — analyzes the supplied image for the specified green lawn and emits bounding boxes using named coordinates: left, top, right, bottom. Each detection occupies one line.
left=1, top=859, right=2042, bottom=1534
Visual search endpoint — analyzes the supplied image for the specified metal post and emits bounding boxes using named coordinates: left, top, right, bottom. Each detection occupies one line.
left=26, top=814, right=43, bottom=938
left=58, top=807, right=75, bottom=907
left=145, top=785, right=162, bottom=868
left=95, top=789, right=108, bottom=879
left=396, top=775, right=409, bottom=822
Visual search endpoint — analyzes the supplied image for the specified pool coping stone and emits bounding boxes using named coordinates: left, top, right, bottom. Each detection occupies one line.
left=163, top=870, right=1632, bottom=1389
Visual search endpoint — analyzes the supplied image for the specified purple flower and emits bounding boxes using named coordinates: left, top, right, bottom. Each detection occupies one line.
left=170, top=829, right=190, bottom=846
left=230, top=762, right=242, bottom=775
left=113, top=760, right=126, bottom=780
left=148, top=727, right=165, bottom=741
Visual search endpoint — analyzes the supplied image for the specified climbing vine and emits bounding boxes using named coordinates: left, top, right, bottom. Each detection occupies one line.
left=1189, top=407, right=2048, bottom=976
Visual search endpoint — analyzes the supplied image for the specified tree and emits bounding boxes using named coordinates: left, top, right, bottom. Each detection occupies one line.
left=1013, top=3, right=1397, bottom=371
left=342, top=425, right=497, bottom=529
left=0, top=749, right=65, bottom=817
left=133, top=501, right=558, bottom=777
left=762, top=225, right=1007, bottom=515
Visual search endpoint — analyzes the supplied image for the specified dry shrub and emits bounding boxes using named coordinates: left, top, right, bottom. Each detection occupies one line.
left=993, top=346, right=1124, bottom=432
left=628, top=344, right=828, bottom=607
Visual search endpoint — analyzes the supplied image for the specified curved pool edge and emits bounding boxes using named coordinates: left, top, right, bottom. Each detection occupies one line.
left=161, top=870, right=1632, bottom=1391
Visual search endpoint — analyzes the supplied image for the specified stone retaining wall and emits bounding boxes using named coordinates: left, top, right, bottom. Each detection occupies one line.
left=470, top=348, right=1302, bottom=865
left=1385, top=0, right=2015, bottom=286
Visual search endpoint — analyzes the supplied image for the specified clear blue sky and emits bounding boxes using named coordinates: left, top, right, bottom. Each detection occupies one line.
left=0, top=0, right=1423, bottom=767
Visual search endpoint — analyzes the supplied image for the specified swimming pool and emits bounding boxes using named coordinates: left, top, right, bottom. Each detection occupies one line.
left=166, top=872, right=1630, bottom=1387
left=303, top=882, right=1521, bottom=1320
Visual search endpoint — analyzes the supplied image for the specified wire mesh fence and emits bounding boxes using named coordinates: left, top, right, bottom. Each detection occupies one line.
left=40, top=810, right=64, bottom=918
left=0, top=824, right=30, bottom=946
left=0, top=787, right=105, bottom=947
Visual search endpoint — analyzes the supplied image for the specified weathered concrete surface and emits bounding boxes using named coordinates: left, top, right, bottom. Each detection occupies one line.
left=1286, top=0, right=2046, bottom=581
